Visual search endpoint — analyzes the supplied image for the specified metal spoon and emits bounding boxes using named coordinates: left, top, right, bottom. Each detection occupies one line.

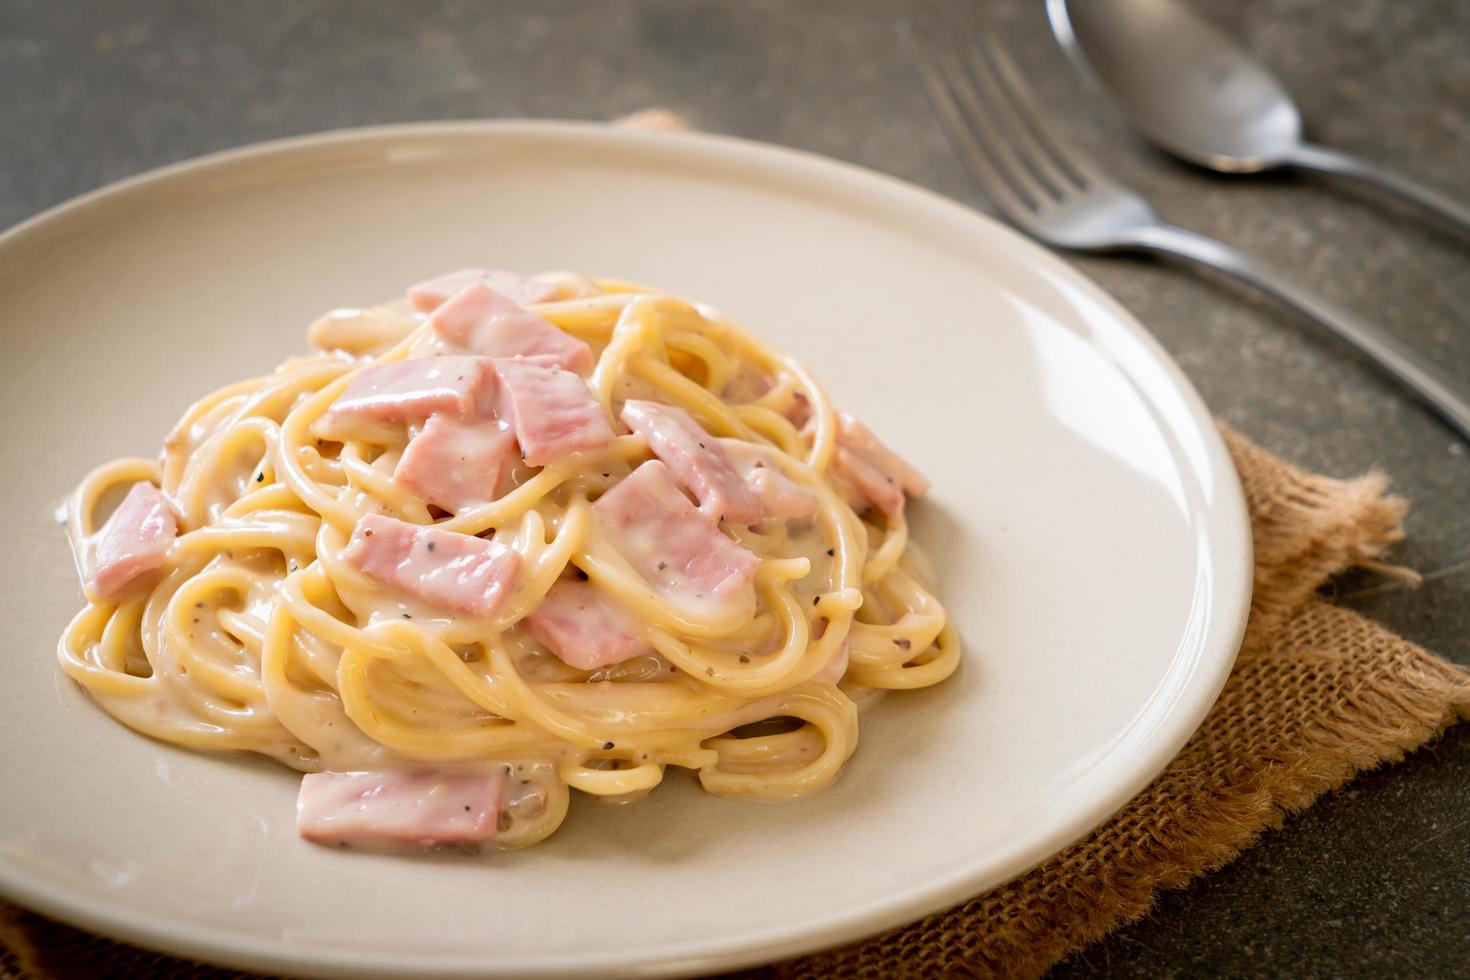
left=1047, top=0, right=1470, bottom=236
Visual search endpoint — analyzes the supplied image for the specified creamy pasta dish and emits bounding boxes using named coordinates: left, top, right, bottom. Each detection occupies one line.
left=60, top=269, right=959, bottom=850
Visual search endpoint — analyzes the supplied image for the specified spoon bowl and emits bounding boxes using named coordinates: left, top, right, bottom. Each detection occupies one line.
left=1047, top=0, right=1301, bottom=171
left=1047, top=0, right=1470, bottom=234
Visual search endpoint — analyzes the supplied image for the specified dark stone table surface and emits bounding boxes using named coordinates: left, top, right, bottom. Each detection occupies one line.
left=2, top=0, right=1466, bottom=975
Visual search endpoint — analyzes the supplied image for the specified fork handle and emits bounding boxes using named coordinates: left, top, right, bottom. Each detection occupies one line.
left=1286, top=142, right=1470, bottom=238
left=1131, top=224, right=1470, bottom=441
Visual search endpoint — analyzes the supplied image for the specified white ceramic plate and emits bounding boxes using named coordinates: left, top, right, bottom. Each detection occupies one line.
left=0, top=122, right=1250, bottom=978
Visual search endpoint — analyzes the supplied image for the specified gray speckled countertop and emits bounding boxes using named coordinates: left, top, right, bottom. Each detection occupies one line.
left=2, top=0, right=1467, bottom=975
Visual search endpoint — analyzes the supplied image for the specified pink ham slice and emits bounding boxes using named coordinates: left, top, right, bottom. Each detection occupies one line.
left=718, top=439, right=819, bottom=524
left=430, top=283, right=593, bottom=375
left=296, top=769, right=506, bottom=848
left=343, top=514, right=520, bottom=617
left=408, top=268, right=558, bottom=312
left=594, top=460, right=760, bottom=603
left=620, top=400, right=762, bottom=525
left=89, top=482, right=178, bottom=600
left=323, top=356, right=495, bottom=431
left=492, top=357, right=614, bottom=467
left=833, top=413, right=929, bottom=519
left=395, top=415, right=518, bottom=513
left=525, top=579, right=652, bottom=670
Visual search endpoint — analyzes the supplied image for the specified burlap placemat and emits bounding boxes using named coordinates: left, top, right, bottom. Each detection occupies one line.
left=4, top=113, right=1468, bottom=979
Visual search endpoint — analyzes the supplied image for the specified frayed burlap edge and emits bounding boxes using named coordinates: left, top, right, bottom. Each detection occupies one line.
left=1226, top=426, right=1419, bottom=626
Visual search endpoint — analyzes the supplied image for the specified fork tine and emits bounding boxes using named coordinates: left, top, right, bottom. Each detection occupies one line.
left=901, top=18, right=1038, bottom=228
left=938, top=40, right=1055, bottom=211
left=977, top=36, right=1097, bottom=191
left=943, top=5, right=1082, bottom=202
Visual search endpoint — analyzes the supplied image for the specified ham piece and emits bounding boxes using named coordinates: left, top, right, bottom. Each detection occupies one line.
left=343, top=514, right=520, bottom=618
left=620, top=400, right=761, bottom=525
left=718, top=439, right=819, bottom=524
left=491, top=357, right=613, bottom=467
left=593, top=460, right=759, bottom=605
left=297, top=769, right=506, bottom=848
left=395, top=415, right=518, bottom=513
left=322, top=356, right=495, bottom=433
left=430, top=283, right=593, bottom=375
left=525, top=579, right=653, bottom=670
left=832, top=413, right=928, bottom=519
left=88, top=481, right=178, bottom=600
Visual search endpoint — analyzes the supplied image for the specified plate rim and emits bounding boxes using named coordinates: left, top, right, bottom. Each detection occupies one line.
left=0, top=119, right=1253, bottom=979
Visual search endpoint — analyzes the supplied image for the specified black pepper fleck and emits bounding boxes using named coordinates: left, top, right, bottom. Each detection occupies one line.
left=738, top=654, right=750, bottom=663
left=826, top=548, right=835, bottom=556
left=426, top=540, right=436, bottom=552
left=575, top=569, right=589, bottom=581
left=657, top=561, right=667, bottom=570
left=402, top=612, right=412, bottom=619
left=813, top=596, right=820, bottom=606
left=464, top=805, right=471, bottom=811
left=602, top=741, right=614, bottom=750
left=255, top=472, right=264, bottom=482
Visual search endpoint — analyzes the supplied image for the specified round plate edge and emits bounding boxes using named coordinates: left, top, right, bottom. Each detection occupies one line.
left=0, top=119, right=1254, bottom=979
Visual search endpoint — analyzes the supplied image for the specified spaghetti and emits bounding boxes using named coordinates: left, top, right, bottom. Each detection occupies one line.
left=59, top=270, right=960, bottom=849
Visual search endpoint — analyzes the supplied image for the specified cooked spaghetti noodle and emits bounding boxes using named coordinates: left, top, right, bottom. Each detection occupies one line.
left=59, top=270, right=959, bottom=849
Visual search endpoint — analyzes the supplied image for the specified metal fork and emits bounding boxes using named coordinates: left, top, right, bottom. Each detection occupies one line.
left=903, top=14, right=1470, bottom=441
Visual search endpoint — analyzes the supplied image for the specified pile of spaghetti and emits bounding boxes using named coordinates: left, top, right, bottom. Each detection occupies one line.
left=61, top=268, right=959, bottom=850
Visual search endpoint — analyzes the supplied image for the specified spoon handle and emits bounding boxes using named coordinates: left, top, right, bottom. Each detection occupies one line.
left=1287, top=142, right=1470, bottom=238
left=1131, top=224, right=1470, bottom=441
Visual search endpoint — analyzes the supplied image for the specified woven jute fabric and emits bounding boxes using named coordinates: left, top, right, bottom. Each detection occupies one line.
left=4, top=115, right=1469, bottom=980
